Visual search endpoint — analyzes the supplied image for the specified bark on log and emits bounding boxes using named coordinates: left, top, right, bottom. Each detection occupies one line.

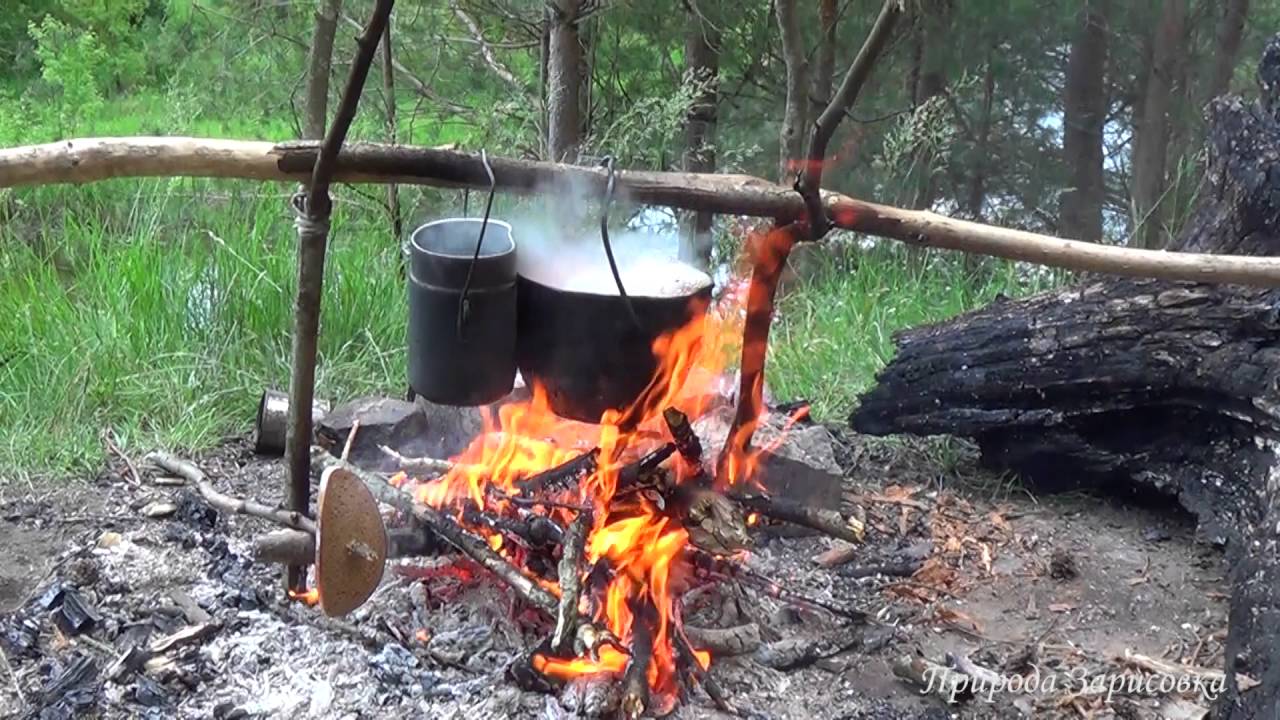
left=852, top=39, right=1280, bottom=720
left=9, top=138, right=1280, bottom=286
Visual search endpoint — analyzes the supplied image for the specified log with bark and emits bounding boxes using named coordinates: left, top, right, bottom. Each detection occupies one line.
left=852, top=39, right=1280, bottom=720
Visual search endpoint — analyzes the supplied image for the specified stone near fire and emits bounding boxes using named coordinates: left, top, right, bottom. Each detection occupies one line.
left=317, top=397, right=431, bottom=471
left=693, top=406, right=844, bottom=510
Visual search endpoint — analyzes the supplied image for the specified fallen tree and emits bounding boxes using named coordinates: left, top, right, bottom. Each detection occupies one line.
left=6, top=137, right=1280, bottom=286
left=852, top=40, right=1280, bottom=720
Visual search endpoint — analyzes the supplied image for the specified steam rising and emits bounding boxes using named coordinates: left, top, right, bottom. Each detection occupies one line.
left=506, top=171, right=713, bottom=298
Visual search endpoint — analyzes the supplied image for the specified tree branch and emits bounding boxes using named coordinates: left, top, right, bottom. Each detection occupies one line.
left=7, top=137, right=1280, bottom=286
left=799, top=0, right=901, bottom=239
left=451, top=1, right=527, bottom=93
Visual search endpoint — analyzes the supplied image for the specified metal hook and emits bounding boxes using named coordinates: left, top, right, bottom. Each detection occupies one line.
left=457, top=149, right=498, bottom=340
left=599, top=156, right=641, bottom=329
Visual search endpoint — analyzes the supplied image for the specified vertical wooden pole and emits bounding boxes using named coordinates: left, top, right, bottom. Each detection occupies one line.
left=284, top=0, right=397, bottom=592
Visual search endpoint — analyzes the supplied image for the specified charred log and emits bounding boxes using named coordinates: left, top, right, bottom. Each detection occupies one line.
left=852, top=38, right=1280, bottom=720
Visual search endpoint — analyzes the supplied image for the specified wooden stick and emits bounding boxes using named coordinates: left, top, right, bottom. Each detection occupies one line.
left=144, top=452, right=316, bottom=534
left=683, top=623, right=762, bottom=657
left=690, top=547, right=866, bottom=621
left=7, top=138, right=1280, bottom=286
left=552, top=509, right=592, bottom=653
left=662, top=407, right=703, bottom=465
left=284, top=0, right=395, bottom=592
left=515, top=448, right=600, bottom=495
left=621, top=600, right=654, bottom=720
left=378, top=444, right=454, bottom=475
left=253, top=526, right=443, bottom=565
left=730, top=490, right=862, bottom=544
left=673, top=625, right=736, bottom=715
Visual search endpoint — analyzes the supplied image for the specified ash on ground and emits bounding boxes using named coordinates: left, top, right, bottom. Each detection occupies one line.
left=0, top=429, right=1229, bottom=720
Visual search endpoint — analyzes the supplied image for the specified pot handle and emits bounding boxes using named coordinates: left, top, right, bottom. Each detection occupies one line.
left=599, top=157, right=641, bottom=329
left=457, top=149, right=498, bottom=340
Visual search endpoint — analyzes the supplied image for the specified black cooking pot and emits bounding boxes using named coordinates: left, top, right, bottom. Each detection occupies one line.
left=516, top=272, right=712, bottom=424
left=406, top=218, right=517, bottom=406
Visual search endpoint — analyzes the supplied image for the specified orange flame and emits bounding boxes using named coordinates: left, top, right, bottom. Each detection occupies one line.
left=389, top=261, right=793, bottom=700
left=288, top=587, right=320, bottom=606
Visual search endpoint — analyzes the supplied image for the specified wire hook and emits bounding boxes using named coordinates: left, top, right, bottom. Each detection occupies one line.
left=457, top=149, right=498, bottom=340
left=599, top=156, right=641, bottom=329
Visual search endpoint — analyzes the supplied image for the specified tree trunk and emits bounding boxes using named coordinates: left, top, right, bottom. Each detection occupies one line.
left=539, top=10, right=551, bottom=158
left=774, top=0, right=807, bottom=183
left=1131, top=0, right=1187, bottom=249
left=909, top=1, right=950, bottom=211
left=680, top=4, right=720, bottom=270
left=965, top=49, right=996, bottom=220
left=852, top=39, right=1280, bottom=720
left=1059, top=1, right=1109, bottom=243
left=1208, top=0, right=1250, bottom=100
left=547, top=0, right=583, bottom=163
left=811, top=0, right=838, bottom=114
left=303, top=0, right=344, bottom=141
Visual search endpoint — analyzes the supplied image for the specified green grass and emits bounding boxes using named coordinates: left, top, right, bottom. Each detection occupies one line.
left=767, top=244, right=1061, bottom=421
left=0, top=178, right=411, bottom=475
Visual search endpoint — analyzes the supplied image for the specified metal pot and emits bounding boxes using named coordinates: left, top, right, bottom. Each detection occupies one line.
left=515, top=271, right=712, bottom=425
left=406, top=218, right=517, bottom=406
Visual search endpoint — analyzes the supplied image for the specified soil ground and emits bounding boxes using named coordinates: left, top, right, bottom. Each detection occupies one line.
left=0, top=429, right=1230, bottom=719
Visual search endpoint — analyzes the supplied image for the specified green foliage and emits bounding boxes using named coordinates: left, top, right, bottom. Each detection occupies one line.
left=27, top=16, right=109, bottom=134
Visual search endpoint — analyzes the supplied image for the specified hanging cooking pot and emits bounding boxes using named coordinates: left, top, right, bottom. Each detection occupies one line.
left=406, top=217, right=518, bottom=406
left=515, top=270, right=711, bottom=424
left=516, top=158, right=714, bottom=425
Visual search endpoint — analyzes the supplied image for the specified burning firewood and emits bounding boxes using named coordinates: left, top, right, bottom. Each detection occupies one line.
left=309, top=448, right=623, bottom=658
left=514, top=448, right=600, bottom=496
left=552, top=509, right=591, bottom=654
left=663, top=407, right=703, bottom=466
left=620, top=601, right=655, bottom=720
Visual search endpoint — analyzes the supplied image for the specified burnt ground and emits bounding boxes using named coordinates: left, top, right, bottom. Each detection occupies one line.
left=0, top=429, right=1231, bottom=720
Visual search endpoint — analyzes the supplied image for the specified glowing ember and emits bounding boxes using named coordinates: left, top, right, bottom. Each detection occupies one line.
left=288, top=587, right=320, bottom=606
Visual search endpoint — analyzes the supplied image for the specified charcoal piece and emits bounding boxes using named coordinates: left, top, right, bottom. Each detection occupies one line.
left=370, top=643, right=419, bottom=685
left=3, top=615, right=41, bottom=655
left=175, top=488, right=221, bottom=531
left=39, top=654, right=100, bottom=708
left=133, top=676, right=168, bottom=707
left=52, top=589, right=101, bottom=636
left=36, top=583, right=67, bottom=611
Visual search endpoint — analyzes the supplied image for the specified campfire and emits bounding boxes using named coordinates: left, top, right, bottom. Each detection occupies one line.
left=269, top=271, right=864, bottom=717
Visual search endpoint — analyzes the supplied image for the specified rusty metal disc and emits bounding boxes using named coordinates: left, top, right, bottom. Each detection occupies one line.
left=315, top=466, right=387, bottom=617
